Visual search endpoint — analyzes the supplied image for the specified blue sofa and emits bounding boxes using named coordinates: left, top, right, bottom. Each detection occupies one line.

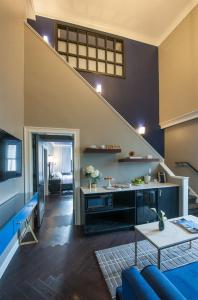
left=116, top=262, right=198, bottom=300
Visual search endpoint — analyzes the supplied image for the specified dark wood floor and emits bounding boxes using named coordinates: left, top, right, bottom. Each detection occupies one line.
left=0, top=194, right=135, bottom=300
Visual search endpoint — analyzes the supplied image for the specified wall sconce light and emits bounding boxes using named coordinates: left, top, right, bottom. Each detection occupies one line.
left=43, top=35, right=49, bottom=44
left=137, top=126, right=146, bottom=135
left=96, top=84, right=102, bottom=93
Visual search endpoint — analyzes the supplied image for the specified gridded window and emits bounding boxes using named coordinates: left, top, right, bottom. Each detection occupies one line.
left=56, top=24, right=124, bottom=77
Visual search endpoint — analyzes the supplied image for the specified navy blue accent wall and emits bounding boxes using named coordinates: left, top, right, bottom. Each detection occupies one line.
left=28, top=16, right=164, bottom=156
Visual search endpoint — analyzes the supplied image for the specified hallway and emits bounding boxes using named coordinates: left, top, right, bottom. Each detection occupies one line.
left=0, top=195, right=134, bottom=300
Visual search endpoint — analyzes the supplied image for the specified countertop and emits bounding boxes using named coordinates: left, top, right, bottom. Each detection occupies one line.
left=81, top=182, right=179, bottom=195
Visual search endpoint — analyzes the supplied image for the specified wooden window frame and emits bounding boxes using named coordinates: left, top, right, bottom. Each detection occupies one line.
left=55, top=23, right=125, bottom=78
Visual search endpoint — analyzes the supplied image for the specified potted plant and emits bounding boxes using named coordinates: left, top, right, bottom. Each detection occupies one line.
left=84, top=165, right=100, bottom=190
left=150, top=208, right=167, bottom=231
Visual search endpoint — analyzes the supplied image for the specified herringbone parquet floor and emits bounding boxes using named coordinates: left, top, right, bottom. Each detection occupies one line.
left=0, top=194, right=134, bottom=300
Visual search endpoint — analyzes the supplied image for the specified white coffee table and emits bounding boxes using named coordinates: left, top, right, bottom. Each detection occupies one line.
left=134, top=215, right=198, bottom=269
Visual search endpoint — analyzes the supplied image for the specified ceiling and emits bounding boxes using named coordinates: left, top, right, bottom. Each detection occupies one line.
left=33, top=0, right=198, bottom=45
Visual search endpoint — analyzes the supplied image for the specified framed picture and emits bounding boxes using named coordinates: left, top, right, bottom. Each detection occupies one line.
left=158, top=172, right=166, bottom=183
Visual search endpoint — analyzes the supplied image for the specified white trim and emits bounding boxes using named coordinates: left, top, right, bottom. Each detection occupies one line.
left=26, top=0, right=36, bottom=20
left=159, top=162, right=189, bottom=216
left=24, top=23, right=164, bottom=161
left=159, top=162, right=175, bottom=176
left=24, top=126, right=81, bottom=225
left=0, top=239, right=19, bottom=279
left=160, top=110, right=198, bottom=129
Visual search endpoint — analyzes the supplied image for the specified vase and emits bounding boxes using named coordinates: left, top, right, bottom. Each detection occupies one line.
left=91, top=183, right=97, bottom=191
left=159, top=219, right=165, bottom=231
left=88, top=179, right=92, bottom=191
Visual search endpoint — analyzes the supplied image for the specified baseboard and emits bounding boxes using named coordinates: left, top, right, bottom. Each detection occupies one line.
left=0, top=239, right=19, bottom=279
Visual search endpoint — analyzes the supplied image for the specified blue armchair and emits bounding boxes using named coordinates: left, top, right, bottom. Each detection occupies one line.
left=116, top=262, right=198, bottom=300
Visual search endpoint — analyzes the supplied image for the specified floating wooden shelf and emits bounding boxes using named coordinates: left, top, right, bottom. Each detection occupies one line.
left=84, top=148, right=121, bottom=153
left=118, top=158, right=160, bottom=162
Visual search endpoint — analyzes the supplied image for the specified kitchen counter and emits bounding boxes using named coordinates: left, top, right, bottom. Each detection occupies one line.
left=81, top=182, right=179, bottom=195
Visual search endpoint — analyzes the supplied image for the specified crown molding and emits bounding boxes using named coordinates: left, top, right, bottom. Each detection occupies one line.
left=35, top=1, right=198, bottom=46
left=157, top=1, right=198, bottom=45
left=160, top=110, right=198, bottom=129
left=34, top=12, right=158, bottom=46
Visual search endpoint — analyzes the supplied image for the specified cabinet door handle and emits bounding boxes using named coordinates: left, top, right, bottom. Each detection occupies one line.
left=159, top=190, right=162, bottom=197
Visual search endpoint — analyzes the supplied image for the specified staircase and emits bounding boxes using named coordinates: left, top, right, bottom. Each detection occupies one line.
left=189, top=192, right=198, bottom=216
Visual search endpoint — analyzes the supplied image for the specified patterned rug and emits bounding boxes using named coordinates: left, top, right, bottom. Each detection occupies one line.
left=95, top=240, right=198, bottom=299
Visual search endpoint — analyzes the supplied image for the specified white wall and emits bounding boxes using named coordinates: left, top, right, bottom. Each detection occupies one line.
left=0, top=0, right=25, bottom=205
left=165, top=119, right=198, bottom=194
left=24, top=25, right=163, bottom=187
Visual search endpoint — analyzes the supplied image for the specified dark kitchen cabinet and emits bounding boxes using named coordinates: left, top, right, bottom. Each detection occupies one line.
left=82, top=191, right=136, bottom=234
left=82, top=186, right=179, bottom=234
left=136, top=189, right=158, bottom=225
left=158, top=187, right=179, bottom=219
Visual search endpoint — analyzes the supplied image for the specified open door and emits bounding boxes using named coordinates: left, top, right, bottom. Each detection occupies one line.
left=32, top=134, right=46, bottom=227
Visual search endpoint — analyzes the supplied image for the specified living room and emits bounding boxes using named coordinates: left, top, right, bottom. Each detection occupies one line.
left=0, top=0, right=198, bottom=299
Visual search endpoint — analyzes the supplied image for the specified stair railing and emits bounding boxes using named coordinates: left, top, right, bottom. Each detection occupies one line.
left=175, top=162, right=198, bottom=175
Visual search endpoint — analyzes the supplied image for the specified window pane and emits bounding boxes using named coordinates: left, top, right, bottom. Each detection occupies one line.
left=68, top=30, right=77, bottom=41
left=79, top=45, right=86, bottom=56
left=88, top=60, right=96, bottom=71
left=115, top=41, right=122, bottom=51
left=107, top=51, right=114, bottom=62
left=78, top=32, right=86, bottom=44
left=58, top=29, right=67, bottom=39
left=7, top=145, right=16, bottom=158
left=97, top=37, right=105, bottom=48
left=68, top=43, right=77, bottom=55
left=116, top=53, right=123, bottom=64
left=88, top=47, right=96, bottom=58
left=68, top=56, right=77, bottom=68
left=98, top=49, right=105, bottom=60
left=107, top=39, right=114, bottom=50
left=116, top=65, right=123, bottom=76
left=8, top=159, right=16, bottom=171
left=98, top=61, right=105, bottom=73
left=88, top=35, right=96, bottom=46
left=58, top=41, right=67, bottom=52
left=78, top=58, right=87, bottom=69
left=107, top=63, right=114, bottom=74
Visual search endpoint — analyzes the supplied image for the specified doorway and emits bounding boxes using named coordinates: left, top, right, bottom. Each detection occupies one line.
left=32, top=134, right=75, bottom=227
left=24, top=127, right=80, bottom=226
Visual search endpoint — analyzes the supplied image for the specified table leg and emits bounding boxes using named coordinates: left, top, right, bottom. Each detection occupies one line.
left=158, top=249, right=161, bottom=270
left=135, top=229, right=138, bottom=266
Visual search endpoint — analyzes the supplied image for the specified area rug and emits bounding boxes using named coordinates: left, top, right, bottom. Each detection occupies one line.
left=95, top=240, right=198, bottom=299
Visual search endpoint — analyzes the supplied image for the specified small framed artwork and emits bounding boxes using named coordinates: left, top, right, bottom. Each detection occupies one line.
left=158, top=172, right=166, bottom=183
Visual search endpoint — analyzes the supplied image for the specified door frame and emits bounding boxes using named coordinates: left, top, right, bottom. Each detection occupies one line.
left=24, top=126, right=81, bottom=225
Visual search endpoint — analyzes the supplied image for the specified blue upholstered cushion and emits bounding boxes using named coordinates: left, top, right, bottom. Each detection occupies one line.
left=164, top=262, right=198, bottom=300
left=122, top=267, right=160, bottom=300
left=116, top=286, right=123, bottom=300
left=142, top=265, right=186, bottom=300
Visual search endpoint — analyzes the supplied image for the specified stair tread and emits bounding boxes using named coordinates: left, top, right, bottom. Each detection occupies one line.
left=189, top=203, right=198, bottom=209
